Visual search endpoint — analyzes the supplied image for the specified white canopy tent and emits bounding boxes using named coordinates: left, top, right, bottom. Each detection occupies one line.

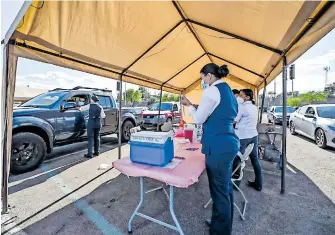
left=2, top=0, right=335, bottom=213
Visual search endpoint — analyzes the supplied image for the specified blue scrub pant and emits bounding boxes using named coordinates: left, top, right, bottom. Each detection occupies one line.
left=206, top=151, right=237, bottom=235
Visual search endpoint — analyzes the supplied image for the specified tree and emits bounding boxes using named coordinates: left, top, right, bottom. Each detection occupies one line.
left=162, top=93, right=170, bottom=102
left=325, top=82, right=335, bottom=96
left=168, top=94, right=180, bottom=102
left=299, top=91, right=327, bottom=104
left=123, top=89, right=142, bottom=105
left=287, top=97, right=302, bottom=107
left=138, top=86, right=150, bottom=100
left=147, top=97, right=157, bottom=106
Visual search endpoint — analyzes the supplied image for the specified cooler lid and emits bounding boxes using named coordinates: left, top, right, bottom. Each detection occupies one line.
left=130, top=131, right=173, bottom=144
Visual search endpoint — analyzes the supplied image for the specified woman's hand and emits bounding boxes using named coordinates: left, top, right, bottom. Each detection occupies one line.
left=181, top=95, right=192, bottom=106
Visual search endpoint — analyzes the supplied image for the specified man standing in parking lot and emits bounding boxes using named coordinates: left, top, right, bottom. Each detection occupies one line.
left=80, top=95, right=106, bottom=158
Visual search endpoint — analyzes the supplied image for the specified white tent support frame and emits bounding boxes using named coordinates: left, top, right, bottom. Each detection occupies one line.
left=2, top=1, right=334, bottom=214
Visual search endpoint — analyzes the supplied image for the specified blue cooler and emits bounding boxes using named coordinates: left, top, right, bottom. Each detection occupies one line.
left=129, top=131, right=174, bottom=166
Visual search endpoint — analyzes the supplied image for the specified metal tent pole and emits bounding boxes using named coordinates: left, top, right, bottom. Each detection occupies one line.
left=1, top=45, right=10, bottom=214
left=1, top=45, right=17, bottom=214
left=118, top=75, right=123, bottom=159
left=157, top=86, right=163, bottom=131
left=259, top=80, right=267, bottom=123
left=281, top=56, right=288, bottom=194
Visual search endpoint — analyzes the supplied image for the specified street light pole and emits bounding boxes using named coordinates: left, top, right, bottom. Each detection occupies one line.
left=324, top=66, right=330, bottom=88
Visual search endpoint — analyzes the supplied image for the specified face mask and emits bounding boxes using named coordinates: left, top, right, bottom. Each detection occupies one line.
left=236, top=96, right=244, bottom=104
left=78, top=101, right=85, bottom=106
left=201, top=80, right=209, bottom=89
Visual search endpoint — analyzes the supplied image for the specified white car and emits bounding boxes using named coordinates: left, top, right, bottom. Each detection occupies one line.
left=289, top=104, right=335, bottom=148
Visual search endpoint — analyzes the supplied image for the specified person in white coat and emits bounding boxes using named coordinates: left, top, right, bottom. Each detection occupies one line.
left=234, top=89, right=263, bottom=191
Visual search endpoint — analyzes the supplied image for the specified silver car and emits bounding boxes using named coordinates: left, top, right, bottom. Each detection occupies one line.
left=289, top=104, right=335, bottom=148
left=267, top=106, right=295, bottom=125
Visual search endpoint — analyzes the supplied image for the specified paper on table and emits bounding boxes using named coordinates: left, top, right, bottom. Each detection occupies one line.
left=162, top=159, right=182, bottom=169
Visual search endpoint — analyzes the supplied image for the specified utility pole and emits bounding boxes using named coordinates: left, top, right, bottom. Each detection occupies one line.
left=289, top=64, right=295, bottom=97
left=324, top=66, right=330, bottom=88
left=124, top=82, right=127, bottom=106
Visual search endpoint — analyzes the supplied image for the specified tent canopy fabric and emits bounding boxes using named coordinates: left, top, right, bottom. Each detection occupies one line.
left=8, top=1, right=335, bottom=96
left=2, top=1, right=335, bottom=212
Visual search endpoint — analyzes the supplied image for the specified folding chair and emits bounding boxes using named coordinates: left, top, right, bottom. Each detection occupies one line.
left=203, top=143, right=254, bottom=221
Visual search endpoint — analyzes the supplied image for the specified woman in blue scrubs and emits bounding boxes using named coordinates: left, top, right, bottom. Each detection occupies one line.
left=181, top=63, right=239, bottom=235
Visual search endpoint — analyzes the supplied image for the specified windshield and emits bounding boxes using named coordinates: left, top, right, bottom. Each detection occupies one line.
left=317, top=106, right=335, bottom=119
left=274, top=107, right=295, bottom=113
left=149, top=103, right=173, bottom=111
left=21, top=92, right=66, bottom=108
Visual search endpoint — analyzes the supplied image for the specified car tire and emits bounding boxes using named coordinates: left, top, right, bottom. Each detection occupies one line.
left=11, top=132, right=47, bottom=174
left=121, top=120, right=134, bottom=142
left=290, top=121, right=297, bottom=135
left=315, top=128, right=327, bottom=149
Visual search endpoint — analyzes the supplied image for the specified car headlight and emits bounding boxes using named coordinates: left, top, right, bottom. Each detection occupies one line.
left=328, top=126, right=335, bottom=132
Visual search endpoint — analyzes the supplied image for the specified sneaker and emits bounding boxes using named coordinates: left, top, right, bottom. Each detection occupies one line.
left=93, top=153, right=100, bottom=157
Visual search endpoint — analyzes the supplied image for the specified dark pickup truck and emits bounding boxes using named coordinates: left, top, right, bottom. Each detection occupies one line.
left=11, top=87, right=142, bottom=173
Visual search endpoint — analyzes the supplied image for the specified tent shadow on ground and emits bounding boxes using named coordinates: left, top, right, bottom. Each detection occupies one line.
left=8, top=137, right=120, bottom=195
left=16, top=160, right=335, bottom=235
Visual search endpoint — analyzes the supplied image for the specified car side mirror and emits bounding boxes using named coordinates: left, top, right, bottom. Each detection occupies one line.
left=62, top=102, right=77, bottom=111
left=304, top=113, right=315, bottom=118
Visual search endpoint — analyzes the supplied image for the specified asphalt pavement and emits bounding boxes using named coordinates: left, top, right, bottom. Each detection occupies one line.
left=2, top=123, right=335, bottom=235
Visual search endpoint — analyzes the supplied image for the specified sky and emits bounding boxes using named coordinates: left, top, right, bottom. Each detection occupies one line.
left=1, top=0, right=335, bottom=96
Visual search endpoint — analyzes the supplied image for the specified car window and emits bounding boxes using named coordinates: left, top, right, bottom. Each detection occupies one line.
left=305, top=107, right=315, bottom=115
left=105, top=97, right=112, bottom=109
left=67, top=94, right=89, bottom=107
left=21, top=92, right=66, bottom=108
left=317, top=106, right=335, bottom=119
left=298, top=107, right=307, bottom=114
left=97, top=96, right=113, bottom=109
left=110, top=97, right=116, bottom=108
left=149, top=103, right=173, bottom=111
left=97, top=96, right=107, bottom=108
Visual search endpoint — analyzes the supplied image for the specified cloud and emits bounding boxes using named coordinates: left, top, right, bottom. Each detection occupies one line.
left=268, top=49, right=335, bottom=94
left=16, top=71, right=117, bottom=91
left=15, top=70, right=142, bottom=98
left=295, top=50, right=335, bottom=72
